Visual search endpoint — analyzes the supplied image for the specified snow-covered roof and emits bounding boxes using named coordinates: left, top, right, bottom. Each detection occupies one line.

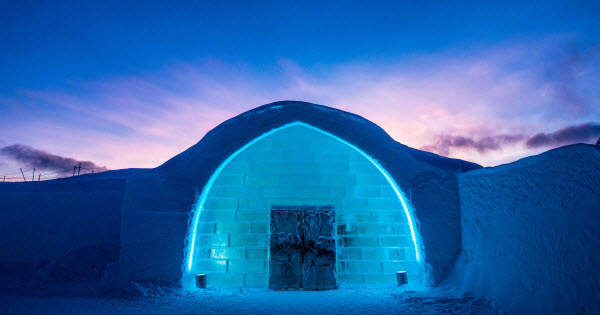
left=157, top=101, right=480, bottom=182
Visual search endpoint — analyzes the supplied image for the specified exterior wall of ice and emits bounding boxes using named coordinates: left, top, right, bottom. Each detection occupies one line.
left=0, top=175, right=127, bottom=288
left=454, top=144, right=600, bottom=314
left=188, top=124, right=421, bottom=287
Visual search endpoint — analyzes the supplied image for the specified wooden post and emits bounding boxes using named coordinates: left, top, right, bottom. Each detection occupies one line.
left=73, top=166, right=76, bottom=176
left=38, top=174, right=41, bottom=181
left=20, top=168, right=26, bottom=181
left=77, top=163, right=81, bottom=176
left=32, top=168, right=35, bottom=181
left=2, top=176, right=5, bottom=182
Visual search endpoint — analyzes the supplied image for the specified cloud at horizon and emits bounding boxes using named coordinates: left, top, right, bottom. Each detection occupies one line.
left=1, top=36, right=599, bottom=174
left=420, top=134, right=526, bottom=157
left=526, top=123, right=600, bottom=148
left=0, top=144, right=109, bottom=175
left=420, top=123, right=600, bottom=157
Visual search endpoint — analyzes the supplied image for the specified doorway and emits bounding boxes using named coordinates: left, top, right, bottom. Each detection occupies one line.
left=269, top=205, right=337, bottom=290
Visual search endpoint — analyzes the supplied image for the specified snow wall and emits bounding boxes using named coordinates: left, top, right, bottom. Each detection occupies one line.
left=0, top=170, right=134, bottom=293
left=118, top=101, right=480, bottom=288
left=454, top=144, right=600, bottom=313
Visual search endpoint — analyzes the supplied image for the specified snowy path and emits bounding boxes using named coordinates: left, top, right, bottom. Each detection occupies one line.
left=0, top=286, right=500, bottom=314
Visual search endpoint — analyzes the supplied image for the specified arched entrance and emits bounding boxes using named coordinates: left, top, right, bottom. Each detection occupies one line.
left=182, top=122, right=425, bottom=289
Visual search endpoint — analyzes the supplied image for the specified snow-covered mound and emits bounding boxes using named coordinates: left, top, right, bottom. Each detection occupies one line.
left=0, top=169, right=143, bottom=295
left=452, top=144, right=600, bottom=313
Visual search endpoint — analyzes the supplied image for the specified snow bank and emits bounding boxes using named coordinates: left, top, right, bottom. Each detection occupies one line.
left=0, top=169, right=139, bottom=293
left=453, top=144, right=600, bottom=313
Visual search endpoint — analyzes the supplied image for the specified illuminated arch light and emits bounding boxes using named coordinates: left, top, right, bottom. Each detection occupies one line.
left=185, top=121, right=424, bottom=274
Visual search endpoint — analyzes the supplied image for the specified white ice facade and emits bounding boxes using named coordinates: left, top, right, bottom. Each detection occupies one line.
left=183, top=123, right=424, bottom=288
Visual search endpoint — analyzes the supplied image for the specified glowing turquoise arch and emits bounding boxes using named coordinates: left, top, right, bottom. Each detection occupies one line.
left=183, top=121, right=424, bottom=279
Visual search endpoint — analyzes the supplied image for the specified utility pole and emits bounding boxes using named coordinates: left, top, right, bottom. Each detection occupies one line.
left=20, top=168, right=26, bottom=181
left=32, top=168, right=35, bottom=181
left=77, top=163, right=81, bottom=176
left=38, top=174, right=41, bottom=181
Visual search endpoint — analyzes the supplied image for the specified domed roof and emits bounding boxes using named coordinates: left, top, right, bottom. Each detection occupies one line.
left=157, top=101, right=480, bottom=181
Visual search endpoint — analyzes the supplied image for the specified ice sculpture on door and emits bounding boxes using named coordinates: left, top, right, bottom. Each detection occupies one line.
left=269, top=205, right=336, bottom=290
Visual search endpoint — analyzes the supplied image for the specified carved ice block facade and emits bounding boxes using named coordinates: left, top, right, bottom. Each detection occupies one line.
left=187, top=124, right=421, bottom=288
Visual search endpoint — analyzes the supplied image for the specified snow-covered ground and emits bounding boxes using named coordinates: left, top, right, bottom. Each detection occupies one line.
left=0, top=285, right=500, bottom=314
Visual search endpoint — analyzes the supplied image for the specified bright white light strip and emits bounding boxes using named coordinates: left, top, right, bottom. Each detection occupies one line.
left=185, top=122, right=422, bottom=273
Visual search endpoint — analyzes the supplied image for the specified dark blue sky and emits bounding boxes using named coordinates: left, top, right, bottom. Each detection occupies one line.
left=1, top=1, right=599, bottom=177
left=2, top=1, right=598, bottom=93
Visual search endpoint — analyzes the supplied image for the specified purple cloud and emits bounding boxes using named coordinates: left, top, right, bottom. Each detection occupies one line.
left=421, top=123, right=600, bottom=156
left=526, top=123, right=600, bottom=148
left=0, top=144, right=109, bottom=173
left=420, top=134, right=525, bottom=156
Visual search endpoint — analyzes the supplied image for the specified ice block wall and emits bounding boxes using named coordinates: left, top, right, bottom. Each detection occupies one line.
left=185, top=124, right=424, bottom=288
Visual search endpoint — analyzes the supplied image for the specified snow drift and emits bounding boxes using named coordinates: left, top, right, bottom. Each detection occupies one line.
left=0, top=169, right=139, bottom=295
left=452, top=144, right=600, bottom=313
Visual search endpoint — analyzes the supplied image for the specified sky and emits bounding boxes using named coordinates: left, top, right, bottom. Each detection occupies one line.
left=1, top=1, right=599, bottom=181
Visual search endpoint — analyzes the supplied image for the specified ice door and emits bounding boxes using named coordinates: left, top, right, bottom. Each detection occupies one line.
left=269, top=209, right=303, bottom=290
left=269, top=206, right=337, bottom=290
left=303, top=209, right=337, bottom=290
